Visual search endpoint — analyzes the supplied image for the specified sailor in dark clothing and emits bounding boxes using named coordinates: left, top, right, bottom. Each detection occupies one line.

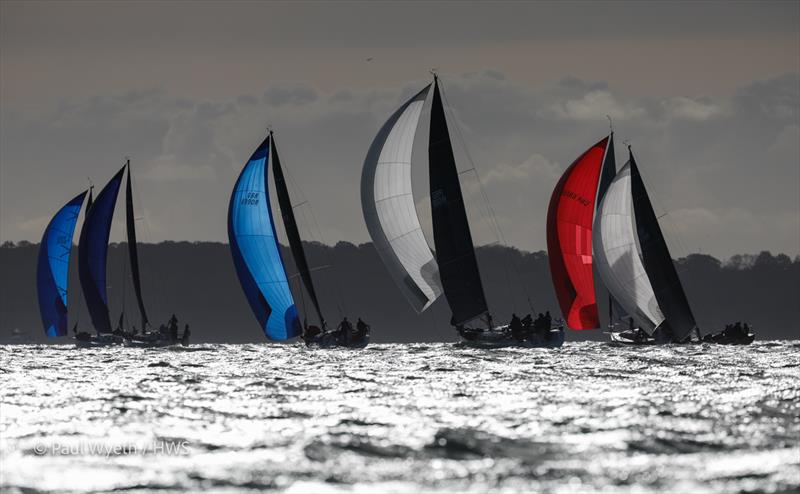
left=544, top=311, right=552, bottom=330
left=509, top=313, right=523, bottom=340
left=181, top=324, right=191, bottom=346
left=521, top=314, right=532, bottom=328
left=356, top=318, right=369, bottom=339
left=338, top=317, right=352, bottom=345
left=168, top=314, right=179, bottom=344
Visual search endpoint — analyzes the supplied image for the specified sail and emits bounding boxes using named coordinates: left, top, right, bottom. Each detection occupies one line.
left=629, top=151, right=697, bottom=340
left=546, top=136, right=611, bottom=329
left=37, top=191, right=87, bottom=337
left=361, top=85, right=442, bottom=312
left=228, top=135, right=300, bottom=340
left=270, top=133, right=324, bottom=325
left=125, top=161, right=149, bottom=330
left=78, top=166, right=125, bottom=333
left=593, top=162, right=665, bottom=331
left=428, top=78, right=488, bottom=325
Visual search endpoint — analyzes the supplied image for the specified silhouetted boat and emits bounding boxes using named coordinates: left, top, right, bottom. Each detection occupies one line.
left=65, top=161, right=185, bottom=348
left=229, top=131, right=368, bottom=348
left=593, top=146, right=702, bottom=344
left=362, top=75, right=563, bottom=348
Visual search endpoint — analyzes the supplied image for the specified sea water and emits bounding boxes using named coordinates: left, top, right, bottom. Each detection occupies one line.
left=1, top=341, right=798, bottom=493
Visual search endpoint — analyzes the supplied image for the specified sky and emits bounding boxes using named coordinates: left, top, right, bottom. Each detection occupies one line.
left=1, top=1, right=798, bottom=259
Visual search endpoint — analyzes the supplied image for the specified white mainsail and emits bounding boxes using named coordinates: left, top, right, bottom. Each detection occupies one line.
left=593, top=163, right=665, bottom=331
left=361, top=86, right=442, bottom=312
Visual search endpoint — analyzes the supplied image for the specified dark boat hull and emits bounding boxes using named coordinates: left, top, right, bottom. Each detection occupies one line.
left=458, top=326, right=565, bottom=349
left=303, top=331, right=370, bottom=349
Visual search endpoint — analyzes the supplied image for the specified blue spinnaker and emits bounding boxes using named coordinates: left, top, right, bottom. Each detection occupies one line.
left=37, top=191, right=87, bottom=337
left=228, top=135, right=300, bottom=340
left=78, top=166, right=125, bottom=333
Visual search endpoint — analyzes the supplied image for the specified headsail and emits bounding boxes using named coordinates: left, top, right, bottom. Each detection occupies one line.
left=125, top=160, right=149, bottom=330
left=593, top=162, right=664, bottom=331
left=78, top=166, right=126, bottom=333
left=271, top=133, right=324, bottom=325
left=228, top=135, right=300, bottom=340
left=429, top=77, right=488, bottom=325
left=629, top=150, right=697, bottom=340
left=37, top=191, right=88, bottom=337
left=361, top=85, right=442, bottom=312
left=546, top=135, right=613, bottom=329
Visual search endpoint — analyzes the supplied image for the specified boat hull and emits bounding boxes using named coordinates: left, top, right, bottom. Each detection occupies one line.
left=702, top=331, right=755, bottom=345
left=458, top=326, right=565, bottom=349
left=607, top=330, right=655, bottom=346
left=303, top=331, right=370, bottom=349
left=74, top=333, right=122, bottom=348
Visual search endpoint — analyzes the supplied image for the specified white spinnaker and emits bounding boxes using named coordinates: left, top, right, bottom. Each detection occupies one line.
left=593, top=163, right=665, bottom=331
left=361, top=86, right=442, bottom=312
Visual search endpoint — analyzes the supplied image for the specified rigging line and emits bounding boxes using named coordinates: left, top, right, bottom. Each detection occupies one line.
left=437, top=77, right=521, bottom=314
left=635, top=156, right=692, bottom=262
left=279, top=144, right=346, bottom=319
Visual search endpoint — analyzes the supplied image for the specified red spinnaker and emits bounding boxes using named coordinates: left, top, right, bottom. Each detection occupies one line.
left=546, top=137, right=609, bottom=330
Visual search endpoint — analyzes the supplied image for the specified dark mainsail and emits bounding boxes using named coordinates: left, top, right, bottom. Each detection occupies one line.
left=79, top=166, right=126, bottom=333
left=597, top=133, right=616, bottom=203
left=270, top=133, right=325, bottom=326
left=125, top=160, right=149, bottom=330
left=428, top=77, right=488, bottom=325
left=628, top=149, right=697, bottom=340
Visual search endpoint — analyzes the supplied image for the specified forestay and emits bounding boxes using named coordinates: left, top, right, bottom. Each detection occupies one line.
left=37, top=191, right=87, bottom=337
left=361, top=85, right=442, bottom=312
left=228, top=135, right=300, bottom=340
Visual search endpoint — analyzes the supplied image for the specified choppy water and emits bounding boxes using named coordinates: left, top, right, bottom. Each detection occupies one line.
left=1, top=341, right=798, bottom=493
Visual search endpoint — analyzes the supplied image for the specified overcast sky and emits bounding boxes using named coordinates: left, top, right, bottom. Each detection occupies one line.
left=1, top=1, right=798, bottom=259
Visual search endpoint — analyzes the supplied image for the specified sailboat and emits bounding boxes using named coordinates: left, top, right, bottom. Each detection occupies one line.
left=36, top=162, right=182, bottom=347
left=362, top=75, right=563, bottom=348
left=229, top=131, right=368, bottom=348
left=593, top=146, right=708, bottom=344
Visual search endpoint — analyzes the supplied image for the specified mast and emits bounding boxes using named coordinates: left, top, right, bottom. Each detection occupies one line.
left=270, top=132, right=325, bottom=326
left=125, top=160, right=149, bottom=330
left=428, top=76, right=489, bottom=326
left=628, top=148, right=698, bottom=340
left=36, top=190, right=88, bottom=337
left=78, top=166, right=126, bottom=333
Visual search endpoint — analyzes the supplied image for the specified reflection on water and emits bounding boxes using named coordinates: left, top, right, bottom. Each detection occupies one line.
left=1, top=341, right=798, bottom=493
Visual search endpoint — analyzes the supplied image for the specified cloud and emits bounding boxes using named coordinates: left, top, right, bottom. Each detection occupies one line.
left=2, top=71, right=798, bottom=258
left=483, top=154, right=563, bottom=185
left=662, top=96, right=725, bottom=121
left=263, top=84, right=318, bottom=107
left=548, top=90, right=645, bottom=121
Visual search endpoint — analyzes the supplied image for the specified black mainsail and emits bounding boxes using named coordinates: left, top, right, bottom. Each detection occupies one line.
left=125, top=160, right=149, bottom=330
left=428, top=77, right=489, bottom=325
left=271, top=133, right=325, bottom=326
left=629, top=149, right=697, bottom=341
